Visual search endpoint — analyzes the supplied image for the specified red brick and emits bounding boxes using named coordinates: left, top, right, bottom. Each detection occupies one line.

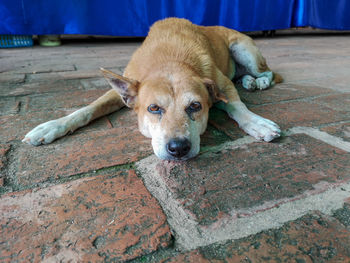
left=207, top=108, right=247, bottom=141
left=17, top=124, right=152, bottom=186
left=0, top=73, right=25, bottom=84
left=80, top=77, right=111, bottom=89
left=23, top=89, right=109, bottom=113
left=166, top=212, right=350, bottom=262
left=0, top=110, right=73, bottom=142
left=207, top=93, right=350, bottom=137
left=91, top=105, right=136, bottom=130
left=1, top=103, right=152, bottom=188
left=315, top=93, right=350, bottom=112
left=0, top=104, right=127, bottom=143
left=238, top=83, right=334, bottom=105
left=15, top=63, right=75, bottom=74
left=0, top=170, right=172, bottom=262
left=250, top=97, right=350, bottom=130
left=200, top=124, right=232, bottom=149
left=0, top=97, right=20, bottom=116
left=295, top=77, right=350, bottom=93
left=222, top=212, right=350, bottom=262
left=26, top=69, right=112, bottom=83
left=0, top=79, right=83, bottom=97
left=154, top=134, right=350, bottom=226
left=321, top=122, right=350, bottom=143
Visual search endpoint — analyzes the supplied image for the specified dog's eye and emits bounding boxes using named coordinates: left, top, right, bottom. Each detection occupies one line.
left=187, top=102, right=202, bottom=112
left=148, top=104, right=162, bottom=114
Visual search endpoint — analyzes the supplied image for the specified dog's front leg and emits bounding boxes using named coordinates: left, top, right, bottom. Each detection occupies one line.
left=217, top=100, right=281, bottom=142
left=23, top=90, right=124, bottom=146
left=216, top=74, right=280, bottom=142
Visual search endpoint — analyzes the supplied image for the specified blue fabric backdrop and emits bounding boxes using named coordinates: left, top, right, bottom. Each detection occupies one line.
left=292, top=0, right=350, bottom=30
left=1, top=0, right=349, bottom=36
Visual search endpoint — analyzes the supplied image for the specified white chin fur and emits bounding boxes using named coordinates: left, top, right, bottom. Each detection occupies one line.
left=150, top=121, right=201, bottom=160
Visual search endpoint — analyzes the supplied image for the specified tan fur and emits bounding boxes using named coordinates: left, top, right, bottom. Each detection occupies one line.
left=23, top=18, right=282, bottom=160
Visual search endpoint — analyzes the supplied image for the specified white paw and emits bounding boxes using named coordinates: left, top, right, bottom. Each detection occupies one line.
left=22, top=119, right=69, bottom=146
left=255, top=76, right=270, bottom=90
left=241, top=115, right=281, bottom=142
left=241, top=75, right=257, bottom=91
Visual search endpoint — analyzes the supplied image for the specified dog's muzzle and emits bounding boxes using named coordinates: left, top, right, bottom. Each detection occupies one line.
left=166, top=138, right=191, bottom=159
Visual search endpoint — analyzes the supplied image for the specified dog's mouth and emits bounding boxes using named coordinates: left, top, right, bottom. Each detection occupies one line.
left=161, top=154, right=194, bottom=161
left=152, top=137, right=200, bottom=161
left=158, top=153, right=196, bottom=161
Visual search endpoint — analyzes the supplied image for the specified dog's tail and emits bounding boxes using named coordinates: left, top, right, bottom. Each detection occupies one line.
left=272, top=72, right=283, bottom=85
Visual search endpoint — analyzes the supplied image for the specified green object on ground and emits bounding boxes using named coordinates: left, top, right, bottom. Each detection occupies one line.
left=38, top=35, right=61, bottom=47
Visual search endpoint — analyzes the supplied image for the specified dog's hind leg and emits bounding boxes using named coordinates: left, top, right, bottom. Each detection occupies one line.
left=228, top=33, right=282, bottom=90
left=22, top=89, right=124, bottom=146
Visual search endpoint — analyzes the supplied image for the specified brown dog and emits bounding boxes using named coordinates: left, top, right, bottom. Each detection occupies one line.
left=23, top=18, right=282, bottom=160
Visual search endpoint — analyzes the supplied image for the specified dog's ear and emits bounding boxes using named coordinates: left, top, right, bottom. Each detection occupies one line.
left=203, top=78, right=228, bottom=104
left=100, top=68, right=139, bottom=108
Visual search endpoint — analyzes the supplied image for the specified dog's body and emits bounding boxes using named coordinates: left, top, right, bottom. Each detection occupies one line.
left=23, top=18, right=282, bottom=160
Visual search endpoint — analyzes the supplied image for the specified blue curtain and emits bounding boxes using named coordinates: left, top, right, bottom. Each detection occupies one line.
left=292, top=0, right=350, bottom=30
left=0, top=0, right=349, bottom=36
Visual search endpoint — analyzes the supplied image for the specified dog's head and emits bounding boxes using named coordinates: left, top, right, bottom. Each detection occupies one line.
left=101, top=68, right=227, bottom=160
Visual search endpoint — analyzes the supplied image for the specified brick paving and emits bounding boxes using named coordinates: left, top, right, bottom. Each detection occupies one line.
left=1, top=32, right=350, bottom=262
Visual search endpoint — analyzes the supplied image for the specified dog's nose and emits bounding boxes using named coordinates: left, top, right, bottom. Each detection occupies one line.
left=166, top=138, right=191, bottom=158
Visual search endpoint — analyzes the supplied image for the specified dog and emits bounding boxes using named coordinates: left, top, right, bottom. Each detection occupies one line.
left=23, top=18, right=282, bottom=161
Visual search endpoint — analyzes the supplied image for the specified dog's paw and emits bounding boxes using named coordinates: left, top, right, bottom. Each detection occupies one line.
left=240, top=75, right=257, bottom=91
left=241, top=115, right=281, bottom=142
left=255, top=71, right=273, bottom=90
left=255, top=76, right=271, bottom=90
left=22, top=119, right=69, bottom=146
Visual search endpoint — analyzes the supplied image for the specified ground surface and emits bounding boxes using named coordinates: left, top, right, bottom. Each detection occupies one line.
left=1, top=32, right=350, bottom=262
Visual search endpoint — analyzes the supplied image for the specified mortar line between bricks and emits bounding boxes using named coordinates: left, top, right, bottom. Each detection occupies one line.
left=137, top=154, right=350, bottom=252
left=288, top=126, right=350, bottom=152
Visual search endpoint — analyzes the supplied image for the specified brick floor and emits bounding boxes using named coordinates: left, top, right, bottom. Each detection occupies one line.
left=321, top=122, right=350, bottom=143
left=161, top=212, right=350, bottom=262
left=16, top=126, right=152, bottom=187
left=1, top=32, right=350, bottom=262
left=238, top=83, right=334, bottom=105
left=0, top=170, right=172, bottom=262
left=143, top=134, right=349, bottom=226
left=249, top=96, right=350, bottom=130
